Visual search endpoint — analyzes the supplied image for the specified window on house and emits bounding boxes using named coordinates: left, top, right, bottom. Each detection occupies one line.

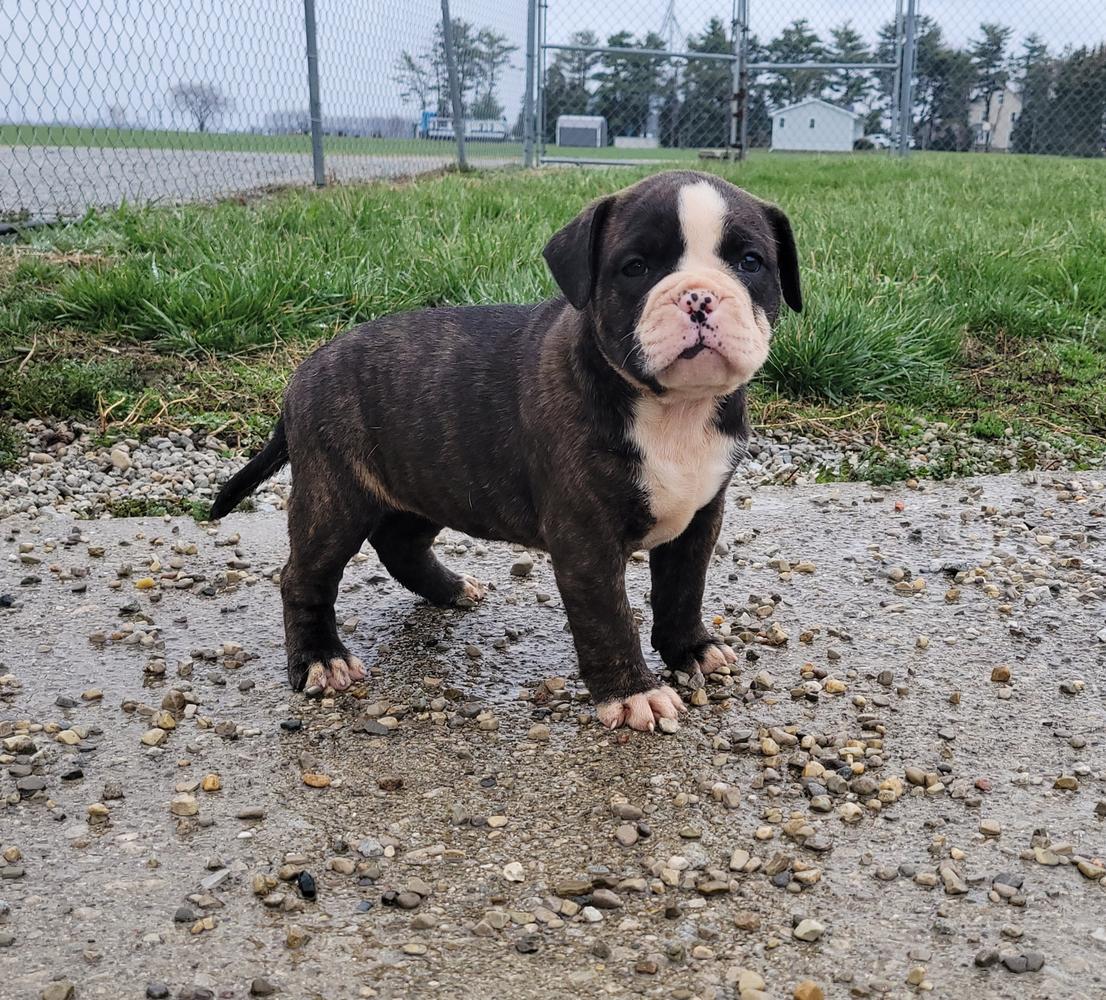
left=779, top=117, right=785, bottom=128
left=1010, top=112, right=1018, bottom=124
left=809, top=118, right=816, bottom=128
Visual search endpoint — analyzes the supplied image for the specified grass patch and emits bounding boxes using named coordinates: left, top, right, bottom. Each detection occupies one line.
left=108, top=496, right=211, bottom=520
left=2, top=153, right=1105, bottom=458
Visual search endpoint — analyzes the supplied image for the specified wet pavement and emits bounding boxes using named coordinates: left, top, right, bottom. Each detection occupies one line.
left=2, top=471, right=1105, bottom=1000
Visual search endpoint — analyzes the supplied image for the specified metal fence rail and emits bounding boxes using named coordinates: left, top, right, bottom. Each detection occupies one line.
left=533, top=0, right=1106, bottom=163
left=1, top=0, right=528, bottom=222
left=3, top=1, right=1106, bottom=223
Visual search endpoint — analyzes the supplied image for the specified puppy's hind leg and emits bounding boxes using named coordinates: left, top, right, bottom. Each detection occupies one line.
left=370, top=512, right=485, bottom=608
left=281, top=472, right=379, bottom=696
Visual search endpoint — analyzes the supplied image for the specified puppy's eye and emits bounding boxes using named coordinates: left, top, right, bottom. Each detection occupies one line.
left=738, top=253, right=763, bottom=274
left=621, top=257, right=648, bottom=278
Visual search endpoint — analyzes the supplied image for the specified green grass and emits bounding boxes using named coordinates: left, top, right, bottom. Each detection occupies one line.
left=0, top=124, right=697, bottom=162
left=2, top=152, right=1105, bottom=458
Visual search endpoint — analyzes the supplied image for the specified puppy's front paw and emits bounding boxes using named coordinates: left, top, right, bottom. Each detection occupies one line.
left=290, top=651, right=366, bottom=697
left=596, top=685, right=685, bottom=732
left=659, top=636, right=737, bottom=676
left=454, top=574, right=486, bottom=607
left=693, top=641, right=737, bottom=675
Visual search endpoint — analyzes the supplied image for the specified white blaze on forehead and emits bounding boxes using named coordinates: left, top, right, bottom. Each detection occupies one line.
left=677, top=180, right=728, bottom=271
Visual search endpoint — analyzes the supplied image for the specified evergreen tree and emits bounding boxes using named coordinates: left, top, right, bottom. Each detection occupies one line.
left=1047, top=45, right=1106, bottom=156
left=680, top=18, right=732, bottom=147
left=592, top=32, right=666, bottom=139
left=765, top=19, right=826, bottom=108
left=826, top=22, right=872, bottom=109
left=542, top=31, right=600, bottom=143
left=1010, top=35, right=1053, bottom=154
left=969, top=23, right=1013, bottom=149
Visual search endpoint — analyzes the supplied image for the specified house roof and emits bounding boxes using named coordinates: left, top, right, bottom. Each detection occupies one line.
left=773, top=98, right=863, bottom=119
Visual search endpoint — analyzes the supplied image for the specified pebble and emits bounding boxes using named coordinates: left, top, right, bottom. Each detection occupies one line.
left=794, top=983, right=824, bottom=1000
left=793, top=918, right=824, bottom=942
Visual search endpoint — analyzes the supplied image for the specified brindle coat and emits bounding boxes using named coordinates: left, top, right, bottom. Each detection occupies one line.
left=211, top=170, right=801, bottom=730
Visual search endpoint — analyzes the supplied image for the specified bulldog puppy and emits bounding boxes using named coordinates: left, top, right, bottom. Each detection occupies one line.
left=211, top=170, right=801, bottom=731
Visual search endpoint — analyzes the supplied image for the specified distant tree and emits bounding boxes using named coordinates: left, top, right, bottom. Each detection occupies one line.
left=1010, top=35, right=1053, bottom=154
left=1046, top=45, right=1106, bottom=156
left=969, top=23, right=1013, bottom=149
left=826, top=22, right=872, bottom=108
left=679, top=17, right=731, bottom=147
left=542, top=30, right=600, bottom=143
left=592, top=31, right=666, bottom=139
left=471, top=28, right=517, bottom=119
left=170, top=82, right=229, bottom=133
left=393, top=52, right=433, bottom=117
left=765, top=19, right=826, bottom=108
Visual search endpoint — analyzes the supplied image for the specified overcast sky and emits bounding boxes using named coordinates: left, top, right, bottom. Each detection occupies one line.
left=3, top=1, right=1104, bottom=131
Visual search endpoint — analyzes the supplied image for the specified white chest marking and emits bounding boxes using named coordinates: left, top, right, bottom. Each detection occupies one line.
left=630, top=396, right=735, bottom=549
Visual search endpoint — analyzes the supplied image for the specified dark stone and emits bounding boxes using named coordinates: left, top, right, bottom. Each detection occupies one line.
left=515, top=934, right=541, bottom=954
left=250, top=978, right=278, bottom=997
left=1023, top=951, right=1045, bottom=972
left=279, top=719, right=302, bottom=732
left=1002, top=953, right=1028, bottom=974
left=356, top=900, right=374, bottom=912
left=146, top=982, right=170, bottom=999
left=380, top=890, right=399, bottom=906
left=296, top=871, right=316, bottom=901
left=55, top=696, right=80, bottom=709
left=0, top=594, right=14, bottom=607
left=353, top=719, right=392, bottom=736
left=993, top=873, right=1024, bottom=890
left=15, top=776, right=46, bottom=794
left=974, top=948, right=1000, bottom=968
left=173, top=905, right=198, bottom=923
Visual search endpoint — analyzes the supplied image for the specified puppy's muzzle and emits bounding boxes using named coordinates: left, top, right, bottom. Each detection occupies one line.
left=675, top=287, right=721, bottom=360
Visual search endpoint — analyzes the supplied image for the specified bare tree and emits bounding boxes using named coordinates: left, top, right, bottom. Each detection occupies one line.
left=170, top=82, right=229, bottom=133
left=393, top=52, right=433, bottom=117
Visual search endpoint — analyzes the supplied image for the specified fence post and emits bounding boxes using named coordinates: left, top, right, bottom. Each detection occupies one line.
left=731, top=0, right=750, bottom=160
left=440, top=0, right=468, bottom=170
left=890, top=0, right=903, bottom=149
left=302, top=0, right=325, bottom=187
left=897, top=0, right=917, bottom=157
left=523, top=0, right=537, bottom=167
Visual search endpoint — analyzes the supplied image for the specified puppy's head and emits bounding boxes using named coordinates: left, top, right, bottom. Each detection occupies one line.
left=543, top=171, right=801, bottom=397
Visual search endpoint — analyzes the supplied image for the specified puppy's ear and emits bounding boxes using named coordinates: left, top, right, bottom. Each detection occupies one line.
left=763, top=203, right=802, bottom=313
left=543, top=195, right=614, bottom=310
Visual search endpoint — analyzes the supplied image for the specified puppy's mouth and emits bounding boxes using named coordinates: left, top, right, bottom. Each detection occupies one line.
left=677, top=341, right=711, bottom=361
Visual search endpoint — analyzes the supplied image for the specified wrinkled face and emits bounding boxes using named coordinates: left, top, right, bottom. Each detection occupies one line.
left=543, top=171, right=802, bottom=398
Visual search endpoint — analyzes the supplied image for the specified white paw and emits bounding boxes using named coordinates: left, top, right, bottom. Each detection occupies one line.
left=596, top=685, right=686, bottom=732
left=459, top=575, right=487, bottom=603
left=304, top=654, right=365, bottom=695
left=698, top=643, right=737, bottom=674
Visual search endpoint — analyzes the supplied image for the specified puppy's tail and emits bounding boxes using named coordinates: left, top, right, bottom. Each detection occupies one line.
left=210, top=418, right=289, bottom=520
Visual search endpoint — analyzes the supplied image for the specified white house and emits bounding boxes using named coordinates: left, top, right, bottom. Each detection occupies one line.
left=772, top=99, right=864, bottom=152
left=969, top=83, right=1022, bottom=151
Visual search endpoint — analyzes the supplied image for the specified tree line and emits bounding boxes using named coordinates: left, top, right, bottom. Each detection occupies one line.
left=543, top=17, right=1106, bottom=156
left=394, top=19, right=517, bottom=121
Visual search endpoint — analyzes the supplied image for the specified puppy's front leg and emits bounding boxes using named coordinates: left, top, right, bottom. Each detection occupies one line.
left=649, top=489, right=737, bottom=677
left=548, top=535, right=684, bottom=731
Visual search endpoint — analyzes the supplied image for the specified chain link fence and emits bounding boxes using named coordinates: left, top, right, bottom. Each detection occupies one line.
left=1, top=0, right=528, bottom=223
left=534, top=0, right=1106, bottom=162
left=3, top=2, right=1106, bottom=224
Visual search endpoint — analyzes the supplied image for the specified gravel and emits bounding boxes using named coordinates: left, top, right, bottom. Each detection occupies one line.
left=2, top=414, right=1101, bottom=519
left=2, top=460, right=1106, bottom=998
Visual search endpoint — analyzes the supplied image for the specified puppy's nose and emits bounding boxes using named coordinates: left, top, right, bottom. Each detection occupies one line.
left=680, top=289, right=716, bottom=323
